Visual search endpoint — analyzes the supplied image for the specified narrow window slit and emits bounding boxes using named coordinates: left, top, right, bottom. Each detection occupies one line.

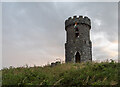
left=75, top=33, right=79, bottom=38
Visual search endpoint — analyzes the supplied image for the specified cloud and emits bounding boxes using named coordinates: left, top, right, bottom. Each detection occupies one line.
left=92, top=32, right=118, bottom=61
left=2, top=2, right=118, bottom=68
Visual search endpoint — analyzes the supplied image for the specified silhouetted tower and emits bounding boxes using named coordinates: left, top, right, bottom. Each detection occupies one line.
left=65, top=15, right=92, bottom=63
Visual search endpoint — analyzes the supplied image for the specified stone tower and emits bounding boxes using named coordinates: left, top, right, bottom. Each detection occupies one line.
left=65, top=15, right=92, bottom=63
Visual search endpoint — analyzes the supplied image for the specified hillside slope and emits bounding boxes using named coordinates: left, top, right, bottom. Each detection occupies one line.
left=1, top=61, right=120, bottom=86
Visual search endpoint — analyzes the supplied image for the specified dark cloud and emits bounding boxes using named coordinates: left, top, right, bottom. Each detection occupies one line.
left=2, top=2, right=118, bottom=68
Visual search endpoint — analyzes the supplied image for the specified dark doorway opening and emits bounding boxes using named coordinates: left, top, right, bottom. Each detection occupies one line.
left=75, top=52, right=81, bottom=63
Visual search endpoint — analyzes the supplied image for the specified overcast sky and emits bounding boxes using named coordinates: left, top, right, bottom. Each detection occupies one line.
left=2, top=2, right=118, bottom=68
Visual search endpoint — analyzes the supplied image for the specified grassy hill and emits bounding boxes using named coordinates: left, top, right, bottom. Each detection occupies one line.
left=1, top=61, right=120, bottom=86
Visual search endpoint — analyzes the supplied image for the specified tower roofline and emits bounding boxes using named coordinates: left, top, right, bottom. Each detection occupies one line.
left=65, top=15, right=91, bottom=30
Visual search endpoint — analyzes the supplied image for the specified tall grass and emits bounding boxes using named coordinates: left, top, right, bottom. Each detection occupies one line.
left=1, top=61, right=119, bottom=86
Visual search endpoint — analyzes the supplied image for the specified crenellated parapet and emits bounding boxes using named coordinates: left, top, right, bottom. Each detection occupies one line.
left=65, top=15, right=91, bottom=30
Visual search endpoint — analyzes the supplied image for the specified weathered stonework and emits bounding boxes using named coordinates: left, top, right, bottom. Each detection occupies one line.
left=65, top=15, right=92, bottom=63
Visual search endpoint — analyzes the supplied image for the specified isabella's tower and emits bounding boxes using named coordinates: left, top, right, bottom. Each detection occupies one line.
left=65, top=15, right=92, bottom=63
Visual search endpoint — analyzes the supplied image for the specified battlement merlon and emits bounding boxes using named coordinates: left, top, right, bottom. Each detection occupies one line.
left=65, top=15, right=91, bottom=30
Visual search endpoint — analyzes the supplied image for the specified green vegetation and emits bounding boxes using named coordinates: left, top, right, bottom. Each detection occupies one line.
left=1, top=61, right=119, bottom=86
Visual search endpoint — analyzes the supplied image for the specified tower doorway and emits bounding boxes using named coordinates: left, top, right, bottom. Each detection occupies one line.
left=75, top=52, right=81, bottom=63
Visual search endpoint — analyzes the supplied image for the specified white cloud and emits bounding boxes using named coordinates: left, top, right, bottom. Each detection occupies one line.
left=94, top=19, right=101, bottom=26
left=92, top=32, right=118, bottom=61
